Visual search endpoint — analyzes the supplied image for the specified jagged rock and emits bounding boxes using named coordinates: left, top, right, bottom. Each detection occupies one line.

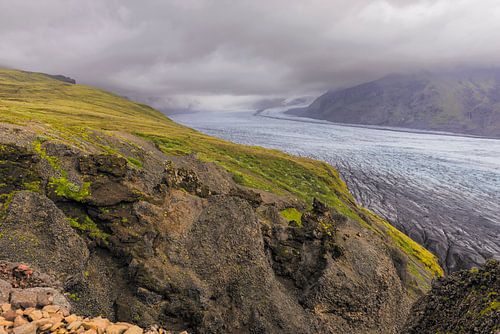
left=78, top=155, right=128, bottom=177
left=403, top=259, right=499, bottom=334
left=0, top=129, right=431, bottom=333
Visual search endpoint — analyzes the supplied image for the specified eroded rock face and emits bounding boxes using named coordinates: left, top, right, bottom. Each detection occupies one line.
left=0, top=134, right=417, bottom=333
left=403, top=260, right=500, bottom=334
left=0, top=192, right=89, bottom=280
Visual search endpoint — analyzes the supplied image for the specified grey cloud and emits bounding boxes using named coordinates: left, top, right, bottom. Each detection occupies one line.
left=1, top=0, right=500, bottom=110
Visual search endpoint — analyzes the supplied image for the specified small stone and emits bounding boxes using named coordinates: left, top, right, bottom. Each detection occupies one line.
left=0, top=320, right=13, bottom=327
left=67, top=320, right=83, bottom=331
left=13, top=322, right=36, bottom=334
left=15, top=310, right=23, bottom=316
left=105, top=324, right=130, bottom=334
left=61, top=307, right=71, bottom=317
left=2, top=310, right=16, bottom=321
left=39, top=323, right=53, bottom=331
left=27, top=309, right=42, bottom=321
left=42, top=305, right=61, bottom=313
left=124, top=326, right=143, bottom=334
left=65, top=314, right=79, bottom=324
left=0, top=304, right=11, bottom=313
left=14, top=315, right=28, bottom=327
left=50, top=321, right=63, bottom=331
left=83, top=317, right=110, bottom=334
left=115, top=322, right=132, bottom=329
left=33, top=318, right=53, bottom=327
left=0, top=326, right=7, bottom=334
left=22, top=308, right=35, bottom=315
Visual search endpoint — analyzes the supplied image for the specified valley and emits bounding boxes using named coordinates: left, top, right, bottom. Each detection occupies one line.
left=171, top=109, right=500, bottom=273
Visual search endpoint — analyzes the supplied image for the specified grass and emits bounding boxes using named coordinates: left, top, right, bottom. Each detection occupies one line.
left=127, top=156, right=143, bottom=168
left=0, top=68, right=443, bottom=287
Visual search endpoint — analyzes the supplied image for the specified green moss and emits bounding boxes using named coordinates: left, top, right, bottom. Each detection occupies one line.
left=49, top=177, right=90, bottom=202
left=67, top=216, right=109, bottom=241
left=480, top=300, right=500, bottom=316
left=280, top=208, right=303, bottom=227
left=23, top=181, right=41, bottom=192
left=33, top=140, right=61, bottom=173
left=67, top=292, right=80, bottom=301
left=126, top=156, right=143, bottom=168
left=0, top=191, right=17, bottom=212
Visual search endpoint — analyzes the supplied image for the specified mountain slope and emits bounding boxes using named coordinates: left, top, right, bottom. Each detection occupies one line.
left=403, top=259, right=499, bottom=334
left=289, top=68, right=500, bottom=137
left=0, top=68, right=442, bottom=333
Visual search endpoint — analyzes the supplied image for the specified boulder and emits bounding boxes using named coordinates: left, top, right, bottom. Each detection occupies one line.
left=0, top=192, right=89, bottom=283
left=0, top=280, right=11, bottom=304
left=10, top=288, right=70, bottom=311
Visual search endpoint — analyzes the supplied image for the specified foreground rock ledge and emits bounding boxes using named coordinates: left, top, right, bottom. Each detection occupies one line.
left=0, top=262, right=186, bottom=334
left=0, top=302, right=186, bottom=334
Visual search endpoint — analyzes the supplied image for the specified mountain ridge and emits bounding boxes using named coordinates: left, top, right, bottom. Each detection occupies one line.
left=288, top=68, right=500, bottom=138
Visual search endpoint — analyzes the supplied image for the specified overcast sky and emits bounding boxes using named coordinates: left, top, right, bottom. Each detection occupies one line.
left=1, top=0, right=500, bottom=111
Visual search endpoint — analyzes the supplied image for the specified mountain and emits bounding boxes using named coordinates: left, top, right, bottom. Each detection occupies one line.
left=288, top=68, right=500, bottom=138
left=0, top=68, right=443, bottom=333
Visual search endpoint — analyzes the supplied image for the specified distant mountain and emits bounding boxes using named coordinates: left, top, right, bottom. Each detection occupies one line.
left=288, top=68, right=500, bottom=138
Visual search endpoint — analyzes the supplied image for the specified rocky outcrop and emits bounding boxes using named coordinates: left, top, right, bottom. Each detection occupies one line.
left=0, top=125, right=419, bottom=333
left=42, top=74, right=76, bottom=84
left=403, top=260, right=499, bottom=334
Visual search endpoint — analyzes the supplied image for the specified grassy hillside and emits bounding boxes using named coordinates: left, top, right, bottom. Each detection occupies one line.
left=0, top=68, right=443, bottom=288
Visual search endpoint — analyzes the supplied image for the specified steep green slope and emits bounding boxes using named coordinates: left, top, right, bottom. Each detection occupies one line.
left=290, top=68, right=500, bottom=137
left=0, top=68, right=442, bottom=289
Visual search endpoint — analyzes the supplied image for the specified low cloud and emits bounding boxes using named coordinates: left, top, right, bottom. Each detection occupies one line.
left=1, top=0, right=500, bottom=110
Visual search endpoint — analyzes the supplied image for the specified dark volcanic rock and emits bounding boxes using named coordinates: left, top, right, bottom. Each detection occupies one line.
left=0, top=191, right=89, bottom=280
left=403, top=259, right=500, bottom=334
left=0, top=129, right=423, bottom=333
